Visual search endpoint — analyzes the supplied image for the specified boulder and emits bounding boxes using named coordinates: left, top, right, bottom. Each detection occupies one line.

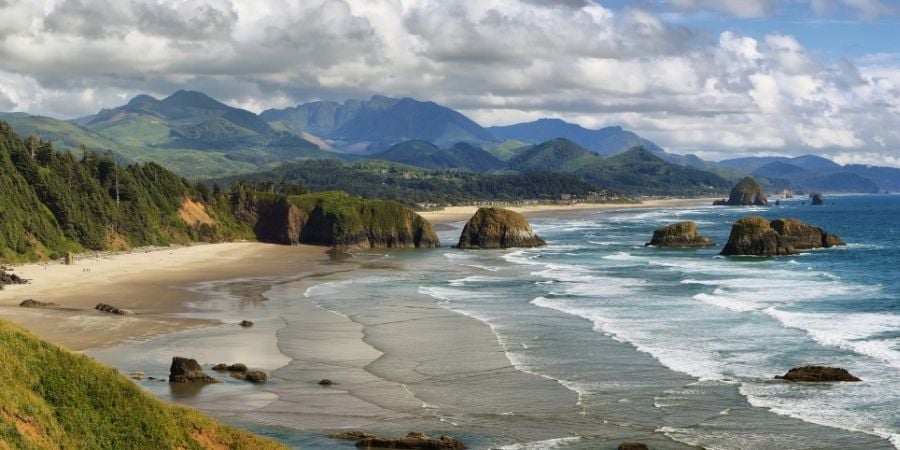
left=244, top=370, right=268, bottom=383
left=212, top=363, right=228, bottom=371
left=319, top=379, right=334, bottom=386
left=645, top=222, right=715, bottom=248
left=168, top=357, right=218, bottom=383
left=775, top=366, right=861, bottom=382
left=810, top=192, right=824, bottom=206
left=94, top=303, right=135, bottom=316
left=227, top=363, right=248, bottom=373
left=456, top=207, right=546, bottom=249
left=239, top=320, right=254, bottom=327
left=19, top=299, right=57, bottom=308
left=618, top=444, right=649, bottom=450
left=720, top=217, right=845, bottom=256
left=355, top=432, right=466, bottom=450
left=714, top=177, right=767, bottom=206
left=0, top=270, right=28, bottom=290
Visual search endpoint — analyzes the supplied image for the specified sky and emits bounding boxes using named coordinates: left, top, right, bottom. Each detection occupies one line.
left=1, top=0, right=899, bottom=165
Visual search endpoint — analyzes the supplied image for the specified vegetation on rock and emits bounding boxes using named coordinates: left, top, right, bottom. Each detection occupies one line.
left=721, top=216, right=844, bottom=256
left=457, top=207, right=546, bottom=249
left=645, top=222, right=715, bottom=248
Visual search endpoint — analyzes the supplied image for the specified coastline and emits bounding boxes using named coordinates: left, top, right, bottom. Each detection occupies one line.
left=0, top=242, right=332, bottom=351
left=419, top=197, right=719, bottom=224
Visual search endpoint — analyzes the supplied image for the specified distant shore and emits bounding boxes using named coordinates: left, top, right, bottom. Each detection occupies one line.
left=0, top=242, right=331, bottom=351
left=420, top=197, right=719, bottom=224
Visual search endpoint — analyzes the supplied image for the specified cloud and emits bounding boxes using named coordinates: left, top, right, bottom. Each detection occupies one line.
left=0, top=0, right=899, bottom=165
left=665, top=0, right=775, bottom=18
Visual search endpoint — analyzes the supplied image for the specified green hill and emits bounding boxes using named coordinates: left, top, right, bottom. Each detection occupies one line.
left=374, top=140, right=504, bottom=172
left=507, top=138, right=604, bottom=172
left=0, top=320, right=285, bottom=450
left=576, top=147, right=731, bottom=195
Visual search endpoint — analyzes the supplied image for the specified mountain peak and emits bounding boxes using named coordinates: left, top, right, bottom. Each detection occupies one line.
left=161, top=90, right=228, bottom=110
left=126, top=94, right=158, bottom=107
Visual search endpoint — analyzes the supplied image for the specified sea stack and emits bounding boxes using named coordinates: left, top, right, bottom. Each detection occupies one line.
left=645, top=221, right=715, bottom=248
left=776, top=366, right=861, bottom=382
left=720, top=216, right=845, bottom=256
left=457, top=207, right=546, bottom=249
left=810, top=192, right=824, bottom=205
left=713, top=177, right=767, bottom=206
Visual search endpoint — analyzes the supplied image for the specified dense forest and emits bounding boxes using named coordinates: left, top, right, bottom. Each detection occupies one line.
left=0, top=121, right=250, bottom=262
left=213, top=159, right=611, bottom=206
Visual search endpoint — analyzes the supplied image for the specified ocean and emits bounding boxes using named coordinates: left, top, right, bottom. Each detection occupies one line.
left=89, top=194, right=900, bottom=449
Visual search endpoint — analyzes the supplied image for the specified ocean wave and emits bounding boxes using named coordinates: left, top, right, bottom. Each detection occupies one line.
left=496, top=436, right=582, bottom=450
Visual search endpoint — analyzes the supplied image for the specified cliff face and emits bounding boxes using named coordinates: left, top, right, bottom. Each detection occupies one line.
left=721, top=216, right=844, bottom=256
left=234, top=191, right=439, bottom=249
left=715, top=177, right=767, bottom=206
left=457, top=207, right=546, bottom=249
left=645, top=221, right=715, bottom=248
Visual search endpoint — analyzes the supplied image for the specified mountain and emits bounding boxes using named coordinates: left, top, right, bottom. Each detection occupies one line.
left=0, top=320, right=285, bottom=449
left=574, top=146, right=731, bottom=196
left=489, top=118, right=662, bottom=155
left=842, top=165, right=900, bottom=192
left=374, top=140, right=504, bottom=172
left=507, top=138, right=604, bottom=172
left=261, top=95, right=496, bottom=152
left=734, top=155, right=884, bottom=193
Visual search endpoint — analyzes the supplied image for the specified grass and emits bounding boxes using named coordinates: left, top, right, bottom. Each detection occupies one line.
left=0, top=320, right=287, bottom=450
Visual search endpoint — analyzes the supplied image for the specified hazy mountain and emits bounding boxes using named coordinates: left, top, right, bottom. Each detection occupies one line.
left=262, top=95, right=496, bottom=152
left=374, top=140, right=504, bottom=172
left=842, top=165, right=900, bottom=192
left=729, top=154, right=885, bottom=193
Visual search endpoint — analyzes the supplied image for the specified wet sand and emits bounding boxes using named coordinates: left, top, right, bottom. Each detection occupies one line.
left=0, top=242, right=330, bottom=351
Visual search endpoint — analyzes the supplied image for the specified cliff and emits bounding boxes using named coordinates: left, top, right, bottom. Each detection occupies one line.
left=234, top=191, right=439, bottom=249
left=721, top=216, right=845, bottom=256
left=645, top=221, right=715, bottom=248
left=714, top=177, right=767, bottom=206
left=0, top=320, right=285, bottom=449
left=457, top=207, right=546, bottom=249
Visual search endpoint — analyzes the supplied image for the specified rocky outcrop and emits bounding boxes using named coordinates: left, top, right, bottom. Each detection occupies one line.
left=328, top=431, right=376, bottom=441
left=0, top=269, right=28, bottom=290
left=810, top=192, right=824, bottom=205
left=239, top=320, right=254, bottom=327
left=168, top=357, right=218, bottom=383
left=19, top=299, right=57, bottom=308
left=770, top=219, right=845, bottom=250
left=775, top=366, right=861, bottom=382
left=713, top=177, right=767, bottom=206
left=211, top=362, right=267, bottom=383
left=456, top=207, right=546, bottom=249
left=354, top=432, right=466, bottom=450
left=720, top=216, right=845, bottom=256
left=95, top=303, right=135, bottom=316
left=319, top=379, right=334, bottom=386
left=645, top=221, right=715, bottom=248
left=233, top=192, right=439, bottom=249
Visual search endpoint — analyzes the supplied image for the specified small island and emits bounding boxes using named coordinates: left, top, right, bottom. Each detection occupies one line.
left=720, top=216, right=845, bottom=256
left=645, top=221, right=715, bottom=248
left=713, top=177, right=768, bottom=206
left=457, top=207, right=546, bottom=249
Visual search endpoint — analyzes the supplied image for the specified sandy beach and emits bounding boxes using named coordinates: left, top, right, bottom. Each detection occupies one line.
left=0, top=242, right=331, bottom=351
left=420, top=197, right=719, bottom=224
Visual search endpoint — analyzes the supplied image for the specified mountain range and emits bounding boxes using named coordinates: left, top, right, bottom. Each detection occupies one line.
left=3, top=90, right=898, bottom=194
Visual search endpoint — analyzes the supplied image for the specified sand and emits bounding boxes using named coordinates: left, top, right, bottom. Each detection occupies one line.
left=419, top=198, right=719, bottom=224
left=0, top=242, right=331, bottom=351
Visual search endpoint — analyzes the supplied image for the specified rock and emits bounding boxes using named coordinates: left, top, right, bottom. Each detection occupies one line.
left=129, top=371, right=146, bottom=380
left=456, top=207, right=546, bottom=249
left=775, top=366, right=861, bottom=382
left=355, top=432, right=466, bottom=449
left=810, top=192, right=824, bottom=206
left=645, top=221, right=715, bottom=248
left=0, top=269, right=28, bottom=290
left=618, top=444, right=649, bottom=450
left=720, top=216, right=845, bottom=256
left=226, top=363, right=248, bottom=372
left=19, top=299, right=57, bottom=308
left=212, top=363, right=228, bottom=371
left=328, top=431, right=376, bottom=441
left=319, top=379, right=334, bottom=386
left=714, top=177, right=767, bottom=206
left=770, top=219, right=845, bottom=250
left=65, top=252, right=76, bottom=265
left=168, top=357, right=218, bottom=383
left=244, top=370, right=268, bottom=383
left=94, top=303, right=135, bottom=316
left=239, top=320, right=254, bottom=327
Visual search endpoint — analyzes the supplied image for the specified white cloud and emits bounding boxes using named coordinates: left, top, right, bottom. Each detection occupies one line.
left=0, top=0, right=898, bottom=165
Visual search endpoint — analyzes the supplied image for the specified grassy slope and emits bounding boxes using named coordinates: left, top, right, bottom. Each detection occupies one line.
left=0, top=320, right=286, bottom=450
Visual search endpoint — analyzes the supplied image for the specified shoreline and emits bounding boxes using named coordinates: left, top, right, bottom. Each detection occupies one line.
left=419, top=197, right=719, bottom=224
left=0, top=242, right=332, bottom=351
